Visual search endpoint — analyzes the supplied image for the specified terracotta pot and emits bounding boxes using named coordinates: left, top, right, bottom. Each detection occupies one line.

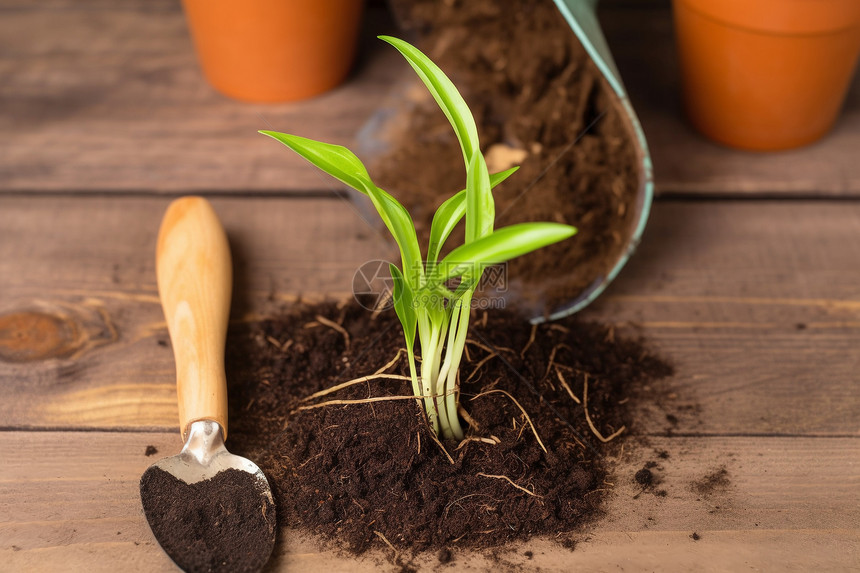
left=181, top=0, right=365, bottom=103
left=672, top=0, right=860, bottom=151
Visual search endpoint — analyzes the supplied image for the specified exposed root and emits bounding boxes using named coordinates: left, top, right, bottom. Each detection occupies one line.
left=458, top=405, right=480, bottom=431
left=316, top=314, right=351, bottom=350
left=443, top=493, right=503, bottom=521
left=583, top=375, right=626, bottom=443
left=373, top=530, right=398, bottom=556
left=543, top=343, right=572, bottom=381
left=520, top=323, right=538, bottom=358
left=266, top=336, right=295, bottom=352
left=428, top=427, right=455, bottom=465
left=300, top=374, right=412, bottom=402
left=374, top=348, right=406, bottom=375
left=295, top=391, right=449, bottom=412
left=466, top=338, right=514, bottom=355
left=555, top=367, right=581, bottom=404
left=471, top=389, right=547, bottom=453
left=455, top=436, right=500, bottom=450
left=476, top=473, right=542, bottom=498
left=465, top=352, right=498, bottom=383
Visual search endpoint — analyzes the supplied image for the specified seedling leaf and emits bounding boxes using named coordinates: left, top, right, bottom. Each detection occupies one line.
left=262, top=37, right=578, bottom=443
left=465, top=150, right=494, bottom=243
left=434, top=223, right=577, bottom=284
left=259, top=131, right=375, bottom=195
left=365, top=186, right=423, bottom=289
left=427, top=167, right=518, bottom=265
left=390, top=264, right=417, bottom=348
left=379, top=35, right=480, bottom=167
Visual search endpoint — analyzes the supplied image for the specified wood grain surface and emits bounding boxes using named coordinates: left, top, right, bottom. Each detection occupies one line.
left=2, top=0, right=859, bottom=195
left=0, top=0, right=401, bottom=193
left=1, top=432, right=857, bottom=571
left=2, top=197, right=858, bottom=437
left=2, top=1, right=859, bottom=571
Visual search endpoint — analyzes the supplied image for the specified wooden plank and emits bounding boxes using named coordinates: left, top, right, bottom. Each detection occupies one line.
left=1, top=196, right=860, bottom=435
left=600, top=3, right=860, bottom=196
left=0, top=0, right=402, bottom=193
left=0, top=195, right=383, bottom=430
left=5, top=0, right=860, bottom=197
left=1, top=431, right=857, bottom=571
left=584, top=200, right=860, bottom=436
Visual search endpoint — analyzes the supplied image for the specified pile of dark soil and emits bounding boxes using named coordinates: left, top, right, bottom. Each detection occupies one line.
left=372, top=0, right=641, bottom=316
left=226, top=300, right=671, bottom=556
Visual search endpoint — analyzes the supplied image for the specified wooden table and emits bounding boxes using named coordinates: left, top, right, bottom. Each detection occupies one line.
left=2, top=1, right=858, bottom=571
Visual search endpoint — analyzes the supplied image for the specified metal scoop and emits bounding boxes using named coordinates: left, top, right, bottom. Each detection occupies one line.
left=140, top=197, right=276, bottom=573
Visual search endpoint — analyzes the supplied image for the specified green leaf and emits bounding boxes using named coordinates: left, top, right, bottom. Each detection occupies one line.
left=489, top=166, right=519, bottom=187
left=433, top=222, right=577, bottom=284
left=379, top=36, right=479, bottom=168
left=390, top=264, right=417, bottom=348
left=259, top=130, right=424, bottom=287
left=465, top=151, right=493, bottom=243
left=365, top=185, right=423, bottom=289
left=427, top=167, right=518, bottom=265
left=259, top=131, right=375, bottom=195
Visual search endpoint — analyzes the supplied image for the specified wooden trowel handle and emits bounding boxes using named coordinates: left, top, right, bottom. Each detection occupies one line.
left=156, top=197, right=232, bottom=440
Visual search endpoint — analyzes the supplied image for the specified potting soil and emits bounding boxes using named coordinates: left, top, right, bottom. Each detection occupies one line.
left=139, top=467, right=276, bottom=573
left=225, top=301, right=672, bottom=555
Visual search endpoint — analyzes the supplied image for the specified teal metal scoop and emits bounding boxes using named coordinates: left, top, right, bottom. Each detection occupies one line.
left=542, top=0, right=653, bottom=321
left=355, top=0, right=653, bottom=321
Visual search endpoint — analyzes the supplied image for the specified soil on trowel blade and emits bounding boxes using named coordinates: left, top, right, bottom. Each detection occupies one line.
left=139, top=468, right=276, bottom=573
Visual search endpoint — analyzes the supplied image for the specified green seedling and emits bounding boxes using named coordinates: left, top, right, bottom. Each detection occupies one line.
left=261, top=36, right=576, bottom=440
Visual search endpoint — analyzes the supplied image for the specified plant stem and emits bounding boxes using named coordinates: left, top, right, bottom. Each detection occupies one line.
left=445, top=294, right=470, bottom=440
left=435, top=293, right=470, bottom=440
left=415, top=313, right=439, bottom=434
left=421, top=322, right=449, bottom=433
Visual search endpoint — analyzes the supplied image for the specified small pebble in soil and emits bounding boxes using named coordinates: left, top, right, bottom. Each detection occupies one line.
left=144, top=445, right=158, bottom=457
left=691, top=532, right=701, bottom=541
left=655, top=489, right=668, bottom=497
left=524, top=550, right=534, bottom=559
left=635, top=468, right=654, bottom=487
left=437, top=548, right=453, bottom=564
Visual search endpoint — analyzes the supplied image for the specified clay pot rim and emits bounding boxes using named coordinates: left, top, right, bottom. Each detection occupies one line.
left=675, top=0, right=860, bottom=38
